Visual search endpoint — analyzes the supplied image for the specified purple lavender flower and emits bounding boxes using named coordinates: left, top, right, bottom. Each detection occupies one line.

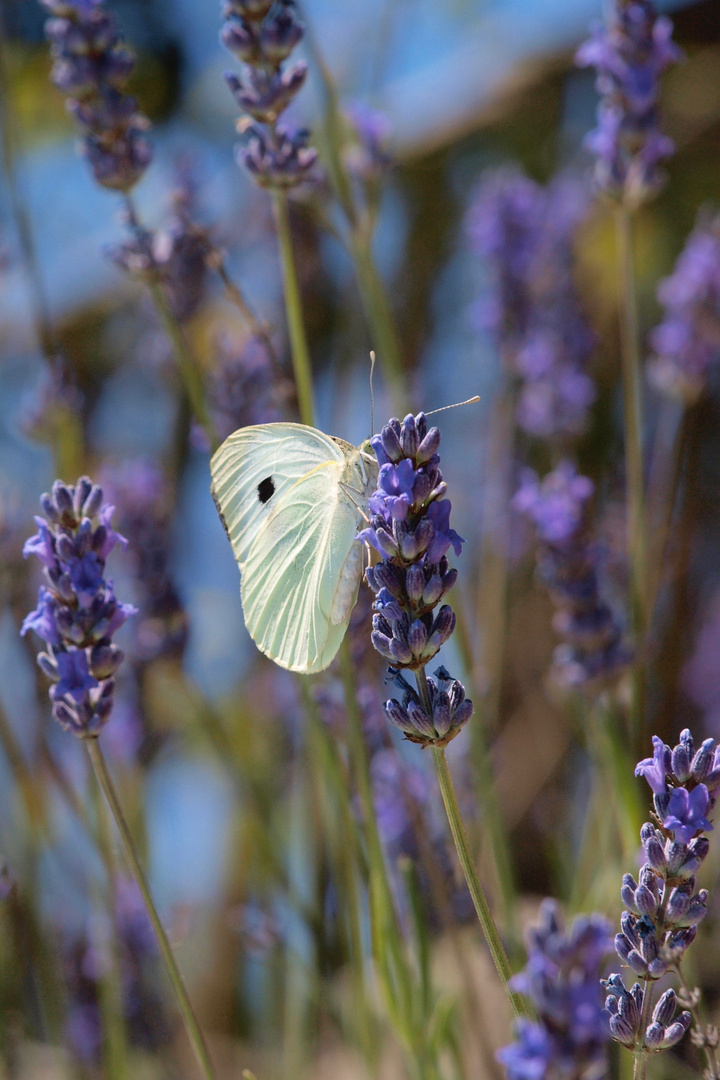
left=39, top=0, right=152, bottom=191
left=467, top=170, right=596, bottom=440
left=514, top=463, right=630, bottom=688
left=362, top=414, right=471, bottom=747
left=221, top=0, right=317, bottom=189
left=648, top=213, right=720, bottom=402
left=21, top=477, right=136, bottom=737
left=576, top=0, right=681, bottom=204
left=498, top=900, right=612, bottom=1080
left=109, top=175, right=212, bottom=324
left=663, top=786, right=713, bottom=845
left=57, top=875, right=168, bottom=1065
left=99, top=460, right=188, bottom=662
left=201, top=330, right=294, bottom=445
left=607, top=729, right=717, bottom=1060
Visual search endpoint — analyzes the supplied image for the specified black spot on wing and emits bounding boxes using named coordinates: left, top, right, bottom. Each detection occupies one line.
left=258, top=476, right=275, bottom=504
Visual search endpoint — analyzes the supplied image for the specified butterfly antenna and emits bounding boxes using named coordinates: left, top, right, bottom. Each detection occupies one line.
left=426, top=395, right=481, bottom=417
left=369, top=351, right=376, bottom=436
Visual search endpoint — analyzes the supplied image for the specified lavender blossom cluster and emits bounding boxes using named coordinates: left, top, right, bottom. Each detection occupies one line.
left=468, top=171, right=595, bottom=440
left=576, top=0, right=680, bottom=205
left=361, top=414, right=472, bottom=747
left=649, top=213, right=720, bottom=403
left=40, top=0, right=152, bottom=191
left=21, top=478, right=136, bottom=737
left=221, top=0, right=317, bottom=188
left=514, top=462, right=630, bottom=688
left=498, top=900, right=612, bottom=1080
left=605, top=730, right=720, bottom=1055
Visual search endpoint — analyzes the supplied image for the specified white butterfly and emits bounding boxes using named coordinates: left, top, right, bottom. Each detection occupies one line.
left=210, top=422, right=379, bottom=674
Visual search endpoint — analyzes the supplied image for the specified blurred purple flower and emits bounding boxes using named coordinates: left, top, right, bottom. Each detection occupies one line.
left=576, top=0, right=680, bottom=204
left=649, top=213, right=720, bottom=402
left=39, top=0, right=152, bottom=191
left=467, top=170, right=595, bottom=439
left=498, top=900, right=612, bottom=1080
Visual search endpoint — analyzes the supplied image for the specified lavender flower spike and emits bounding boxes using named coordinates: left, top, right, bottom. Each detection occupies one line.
left=221, top=0, right=317, bottom=188
left=648, top=212, right=720, bottom=403
left=607, top=729, right=717, bottom=1063
left=362, top=413, right=470, bottom=747
left=576, top=0, right=681, bottom=205
left=21, top=477, right=136, bottom=738
left=40, top=0, right=152, bottom=191
left=498, top=900, right=612, bottom=1080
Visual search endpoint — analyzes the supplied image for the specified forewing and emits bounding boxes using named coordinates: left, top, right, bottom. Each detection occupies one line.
left=241, top=455, right=372, bottom=673
left=209, top=423, right=346, bottom=570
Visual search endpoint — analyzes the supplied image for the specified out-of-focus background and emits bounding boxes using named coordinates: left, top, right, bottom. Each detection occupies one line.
left=1, top=0, right=720, bottom=1076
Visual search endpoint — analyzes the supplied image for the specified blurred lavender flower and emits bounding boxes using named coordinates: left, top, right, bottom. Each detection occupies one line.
left=58, top=876, right=169, bottom=1064
left=202, top=330, right=295, bottom=444
left=682, top=589, right=720, bottom=727
left=361, top=413, right=472, bottom=747
left=576, top=0, right=681, bottom=205
left=605, top=729, right=719, bottom=1059
left=514, top=463, right=630, bottom=688
left=39, top=0, right=152, bottom=191
left=100, top=460, right=188, bottom=663
left=21, top=477, right=136, bottom=737
left=221, top=0, right=317, bottom=188
left=108, top=175, right=212, bottom=325
left=467, top=170, right=595, bottom=439
left=648, top=212, right=720, bottom=403
left=498, top=900, right=612, bottom=1080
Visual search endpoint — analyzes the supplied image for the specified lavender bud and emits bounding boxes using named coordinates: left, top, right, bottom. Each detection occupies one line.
left=639, top=934, right=659, bottom=965
left=37, top=652, right=59, bottom=680
left=615, top=933, right=632, bottom=961
left=621, top=874, right=639, bottom=913
left=52, top=481, right=74, bottom=520
left=647, top=957, right=669, bottom=978
left=405, top=700, right=436, bottom=740
left=380, top=423, right=403, bottom=463
left=667, top=841, right=688, bottom=876
left=687, top=836, right=710, bottom=865
left=372, top=562, right=403, bottom=596
left=432, top=692, right=452, bottom=737
left=610, top=1014, right=637, bottom=1047
left=661, top=1016, right=691, bottom=1049
left=55, top=534, right=76, bottom=562
left=672, top=743, right=691, bottom=782
left=52, top=701, right=76, bottom=731
left=408, top=619, right=428, bottom=656
left=389, top=638, right=413, bottom=666
left=644, top=1022, right=665, bottom=1047
left=405, top=564, right=425, bottom=605
left=652, top=989, right=677, bottom=1028
left=40, top=492, right=60, bottom=522
left=259, top=8, right=303, bottom=63
left=634, top=885, right=658, bottom=918
left=644, top=834, right=667, bottom=872
left=677, top=890, right=708, bottom=928
left=400, top=414, right=419, bottom=458
left=89, top=643, right=123, bottom=679
left=691, top=739, right=714, bottom=781
left=73, top=477, right=93, bottom=519
left=416, top=427, right=440, bottom=464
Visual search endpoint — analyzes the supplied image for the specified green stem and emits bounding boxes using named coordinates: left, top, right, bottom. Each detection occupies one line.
left=86, top=739, right=218, bottom=1080
left=416, top=674, right=524, bottom=1022
left=272, top=191, right=316, bottom=427
left=632, top=981, right=654, bottom=1080
left=124, top=196, right=218, bottom=451
left=616, top=204, right=647, bottom=747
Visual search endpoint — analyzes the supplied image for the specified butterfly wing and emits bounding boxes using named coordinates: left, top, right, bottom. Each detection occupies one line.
left=210, top=423, right=377, bottom=673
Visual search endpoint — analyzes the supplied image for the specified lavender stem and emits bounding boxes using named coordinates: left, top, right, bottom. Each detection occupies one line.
left=272, top=190, right=315, bottom=427
left=616, top=203, right=647, bottom=744
left=633, top=980, right=654, bottom=1080
left=86, top=739, right=218, bottom=1080
left=417, top=669, right=525, bottom=1022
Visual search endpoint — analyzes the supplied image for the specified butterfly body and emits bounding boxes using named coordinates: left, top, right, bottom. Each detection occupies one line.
left=210, top=423, right=378, bottom=673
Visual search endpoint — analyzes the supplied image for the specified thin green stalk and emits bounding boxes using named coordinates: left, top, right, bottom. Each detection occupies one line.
left=429, top=740, right=525, bottom=1023
left=124, top=196, right=218, bottom=451
left=616, top=204, right=647, bottom=747
left=86, top=739, right=218, bottom=1080
left=415, top=672, right=523, bottom=1022
left=633, top=981, right=654, bottom=1080
left=272, top=191, right=316, bottom=426
left=89, top=770, right=130, bottom=1080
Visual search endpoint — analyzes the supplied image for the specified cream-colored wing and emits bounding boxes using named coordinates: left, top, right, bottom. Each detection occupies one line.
left=210, top=423, right=377, bottom=673
left=210, top=423, right=350, bottom=569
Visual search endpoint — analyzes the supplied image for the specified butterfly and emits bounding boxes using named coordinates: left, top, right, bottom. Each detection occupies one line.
left=210, top=423, right=379, bottom=674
